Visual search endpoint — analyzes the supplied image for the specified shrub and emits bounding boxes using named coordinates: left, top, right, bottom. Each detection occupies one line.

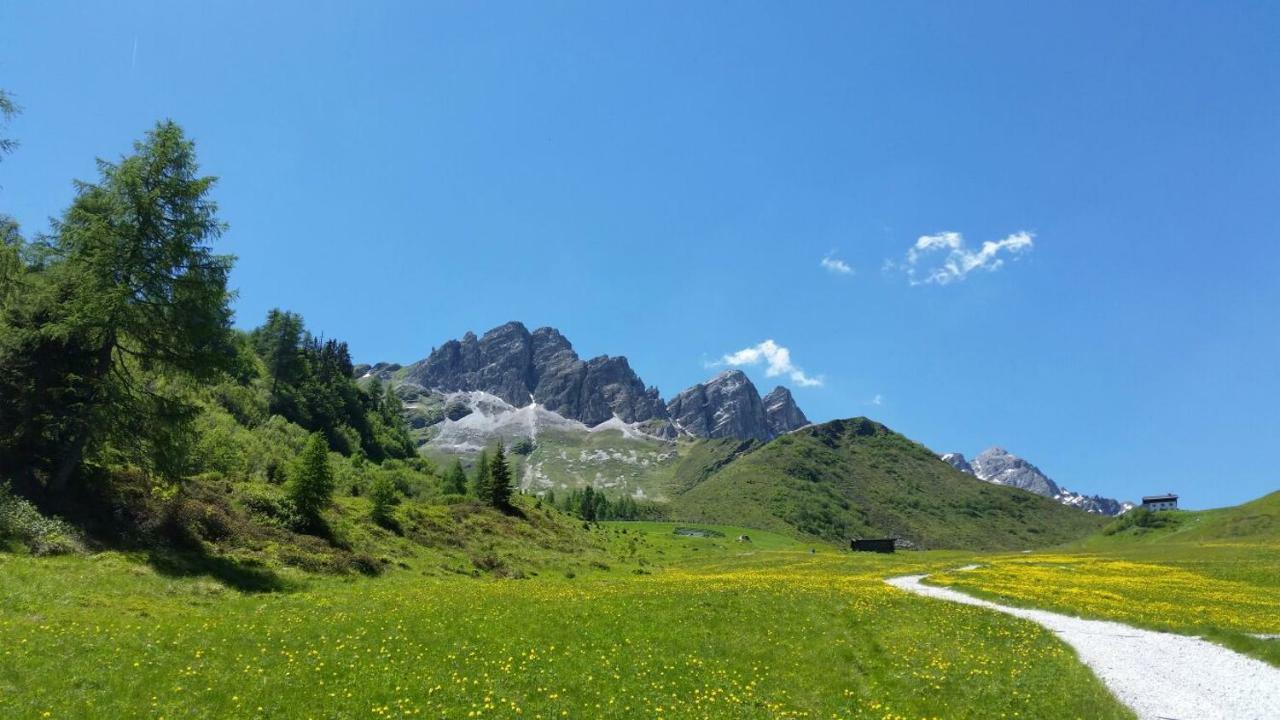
left=368, top=472, right=400, bottom=528
left=1102, top=507, right=1183, bottom=535
left=0, top=483, right=82, bottom=555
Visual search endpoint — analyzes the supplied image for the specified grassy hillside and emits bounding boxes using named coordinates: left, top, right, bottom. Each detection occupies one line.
left=671, top=417, right=1106, bottom=549
left=1086, top=490, right=1279, bottom=546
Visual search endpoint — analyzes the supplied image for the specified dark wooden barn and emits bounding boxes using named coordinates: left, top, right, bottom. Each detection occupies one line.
left=850, top=538, right=897, bottom=553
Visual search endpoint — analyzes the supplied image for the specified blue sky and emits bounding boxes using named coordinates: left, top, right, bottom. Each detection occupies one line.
left=2, top=2, right=1277, bottom=508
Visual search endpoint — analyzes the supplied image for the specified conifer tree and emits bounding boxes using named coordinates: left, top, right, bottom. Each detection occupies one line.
left=443, top=458, right=468, bottom=495
left=289, top=433, right=335, bottom=527
left=488, top=445, right=514, bottom=508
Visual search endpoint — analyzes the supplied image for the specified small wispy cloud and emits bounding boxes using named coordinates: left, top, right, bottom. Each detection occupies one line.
left=889, top=230, right=1034, bottom=285
left=820, top=254, right=854, bottom=275
left=869, top=394, right=883, bottom=406
left=714, top=339, right=823, bottom=387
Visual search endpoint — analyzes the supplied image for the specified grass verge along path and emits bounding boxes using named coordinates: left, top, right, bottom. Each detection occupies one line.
left=887, top=573, right=1280, bottom=720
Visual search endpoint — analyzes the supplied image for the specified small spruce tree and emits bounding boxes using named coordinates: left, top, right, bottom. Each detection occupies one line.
left=443, top=458, right=468, bottom=495
left=289, top=433, right=335, bottom=527
left=488, top=445, right=514, bottom=508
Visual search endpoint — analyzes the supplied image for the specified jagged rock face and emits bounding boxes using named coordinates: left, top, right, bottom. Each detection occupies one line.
left=970, top=447, right=1060, bottom=496
left=401, top=321, right=667, bottom=427
left=667, top=370, right=773, bottom=441
left=940, top=452, right=975, bottom=475
left=944, top=447, right=1132, bottom=515
left=762, top=386, right=808, bottom=436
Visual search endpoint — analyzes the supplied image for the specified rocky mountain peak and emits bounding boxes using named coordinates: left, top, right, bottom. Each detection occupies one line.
left=762, top=386, right=808, bottom=436
left=940, top=452, right=974, bottom=475
left=401, top=321, right=667, bottom=427
left=669, top=370, right=773, bottom=441
left=940, top=446, right=1131, bottom=515
left=970, top=447, right=1060, bottom=497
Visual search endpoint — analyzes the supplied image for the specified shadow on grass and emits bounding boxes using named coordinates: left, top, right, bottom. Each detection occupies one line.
left=146, top=547, right=295, bottom=594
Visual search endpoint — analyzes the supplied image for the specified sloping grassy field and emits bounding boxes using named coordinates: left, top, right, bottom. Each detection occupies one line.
left=929, top=493, right=1280, bottom=666
left=0, top=523, right=1133, bottom=720
left=672, top=418, right=1106, bottom=549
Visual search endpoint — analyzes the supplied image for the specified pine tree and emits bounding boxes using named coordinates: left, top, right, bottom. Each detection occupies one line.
left=579, top=486, right=597, bottom=521
left=488, top=445, right=514, bottom=508
left=470, top=450, right=491, bottom=499
left=368, top=471, right=399, bottom=527
left=443, top=459, right=468, bottom=495
left=289, top=433, right=335, bottom=527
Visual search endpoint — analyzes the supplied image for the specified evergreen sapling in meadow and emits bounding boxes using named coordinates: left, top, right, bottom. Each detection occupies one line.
left=289, top=433, right=336, bottom=528
left=443, top=459, right=468, bottom=495
left=488, top=445, right=514, bottom=509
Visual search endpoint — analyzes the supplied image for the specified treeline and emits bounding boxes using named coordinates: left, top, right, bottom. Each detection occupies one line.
left=0, top=117, right=415, bottom=512
left=545, top=486, right=664, bottom=522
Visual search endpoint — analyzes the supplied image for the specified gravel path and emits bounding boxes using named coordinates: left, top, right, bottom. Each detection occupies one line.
left=886, top=573, right=1280, bottom=720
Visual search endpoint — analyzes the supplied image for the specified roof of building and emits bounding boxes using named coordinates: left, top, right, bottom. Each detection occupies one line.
left=1141, top=494, right=1179, bottom=502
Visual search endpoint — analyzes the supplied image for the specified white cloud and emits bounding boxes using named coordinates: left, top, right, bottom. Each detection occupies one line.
left=820, top=254, right=854, bottom=275
left=717, top=339, right=823, bottom=387
left=895, top=230, right=1034, bottom=285
left=870, top=394, right=883, bottom=406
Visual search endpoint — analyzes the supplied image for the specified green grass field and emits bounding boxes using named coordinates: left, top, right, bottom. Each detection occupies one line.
left=0, top=522, right=1135, bottom=720
left=6, top=495, right=1279, bottom=719
left=929, top=494, right=1280, bottom=666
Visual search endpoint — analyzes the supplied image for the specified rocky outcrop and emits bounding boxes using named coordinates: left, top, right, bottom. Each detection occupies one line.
left=762, top=386, right=808, bottom=435
left=667, top=370, right=773, bottom=441
left=940, top=447, right=1132, bottom=515
left=384, top=322, right=809, bottom=441
left=400, top=321, right=667, bottom=427
left=970, top=447, right=1060, bottom=497
left=940, top=452, right=974, bottom=475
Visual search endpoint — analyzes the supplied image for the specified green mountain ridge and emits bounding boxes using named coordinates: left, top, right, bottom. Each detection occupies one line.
left=668, top=417, right=1107, bottom=549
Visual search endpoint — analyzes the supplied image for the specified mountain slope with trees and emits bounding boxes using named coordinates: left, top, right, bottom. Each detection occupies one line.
left=0, top=116, right=609, bottom=579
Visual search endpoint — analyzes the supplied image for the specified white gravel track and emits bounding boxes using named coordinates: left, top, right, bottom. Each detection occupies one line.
left=886, top=573, right=1280, bottom=720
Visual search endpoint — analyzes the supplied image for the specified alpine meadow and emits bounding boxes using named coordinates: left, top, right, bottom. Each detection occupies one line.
left=2, top=4, right=1279, bottom=719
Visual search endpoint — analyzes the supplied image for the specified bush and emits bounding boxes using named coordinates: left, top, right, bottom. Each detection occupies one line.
left=0, top=483, right=82, bottom=555
left=1102, top=507, right=1183, bottom=535
left=368, top=473, right=400, bottom=528
left=238, top=482, right=301, bottom=528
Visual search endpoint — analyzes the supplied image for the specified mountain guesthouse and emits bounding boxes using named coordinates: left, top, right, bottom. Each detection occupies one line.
left=1141, top=494, right=1179, bottom=511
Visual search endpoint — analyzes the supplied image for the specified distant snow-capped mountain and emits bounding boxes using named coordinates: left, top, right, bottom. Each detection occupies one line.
left=941, top=447, right=1132, bottom=516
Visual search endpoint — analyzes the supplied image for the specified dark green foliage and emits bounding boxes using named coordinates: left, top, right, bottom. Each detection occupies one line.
left=0, top=121, right=235, bottom=492
left=487, top=446, right=514, bottom=508
left=672, top=417, right=1105, bottom=550
left=288, top=434, right=336, bottom=526
left=1101, top=507, right=1184, bottom=536
left=443, top=459, right=467, bottom=495
left=470, top=451, right=491, bottom=499
left=246, top=309, right=414, bottom=462
left=511, top=437, right=535, bottom=455
left=252, top=309, right=306, bottom=409
left=553, top=485, right=662, bottom=521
